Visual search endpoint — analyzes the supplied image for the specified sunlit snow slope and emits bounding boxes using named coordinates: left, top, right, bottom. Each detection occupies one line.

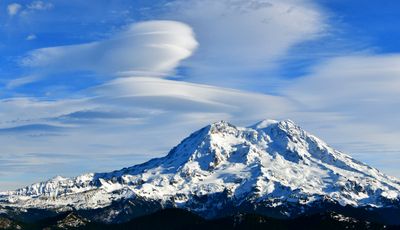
left=1, top=119, right=400, bottom=221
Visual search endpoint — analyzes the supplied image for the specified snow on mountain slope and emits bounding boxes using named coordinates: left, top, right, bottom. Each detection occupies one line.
left=1, top=119, right=400, bottom=218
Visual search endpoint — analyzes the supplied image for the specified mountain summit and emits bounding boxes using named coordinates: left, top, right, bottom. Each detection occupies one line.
left=1, top=119, right=400, bottom=224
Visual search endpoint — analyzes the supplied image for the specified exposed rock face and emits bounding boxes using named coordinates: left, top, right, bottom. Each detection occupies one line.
left=55, top=213, right=90, bottom=229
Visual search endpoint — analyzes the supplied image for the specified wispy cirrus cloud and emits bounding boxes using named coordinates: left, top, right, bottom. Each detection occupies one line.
left=161, top=0, right=326, bottom=89
left=282, top=54, right=400, bottom=175
left=6, top=1, right=53, bottom=17
left=5, top=75, right=39, bottom=89
left=26, top=1, right=53, bottom=11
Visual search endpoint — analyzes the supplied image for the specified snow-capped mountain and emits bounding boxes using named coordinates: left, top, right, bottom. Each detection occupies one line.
left=1, top=119, right=400, bottom=224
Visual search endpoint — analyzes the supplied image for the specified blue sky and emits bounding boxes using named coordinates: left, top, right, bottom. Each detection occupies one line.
left=1, top=0, right=400, bottom=190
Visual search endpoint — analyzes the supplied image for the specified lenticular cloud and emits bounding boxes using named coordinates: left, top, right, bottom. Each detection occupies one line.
left=22, top=20, right=198, bottom=77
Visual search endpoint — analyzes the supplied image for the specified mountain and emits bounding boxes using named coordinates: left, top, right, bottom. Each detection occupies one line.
left=1, top=119, right=400, bottom=225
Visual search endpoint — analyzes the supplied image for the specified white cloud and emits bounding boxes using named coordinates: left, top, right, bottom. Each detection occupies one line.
left=26, top=34, right=37, bottom=41
left=27, top=1, right=53, bottom=10
left=161, top=0, right=325, bottom=88
left=6, top=1, right=53, bottom=18
left=282, top=54, right=400, bottom=174
left=0, top=97, right=93, bottom=127
left=285, top=55, right=400, bottom=125
left=5, top=75, right=39, bottom=89
left=7, top=3, right=22, bottom=16
left=22, top=20, right=198, bottom=77
left=90, top=77, right=292, bottom=118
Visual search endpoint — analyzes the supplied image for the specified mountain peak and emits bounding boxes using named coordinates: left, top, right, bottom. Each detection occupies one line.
left=210, top=120, right=231, bottom=126
left=209, top=120, right=237, bottom=133
left=256, top=118, right=301, bottom=130
left=1, top=119, right=400, bottom=223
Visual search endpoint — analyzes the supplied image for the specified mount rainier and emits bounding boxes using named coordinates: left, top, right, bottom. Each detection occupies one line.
left=1, top=119, right=400, bottom=225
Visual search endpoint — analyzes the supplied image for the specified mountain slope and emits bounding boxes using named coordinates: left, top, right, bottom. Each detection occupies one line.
left=1, top=119, right=400, bottom=224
